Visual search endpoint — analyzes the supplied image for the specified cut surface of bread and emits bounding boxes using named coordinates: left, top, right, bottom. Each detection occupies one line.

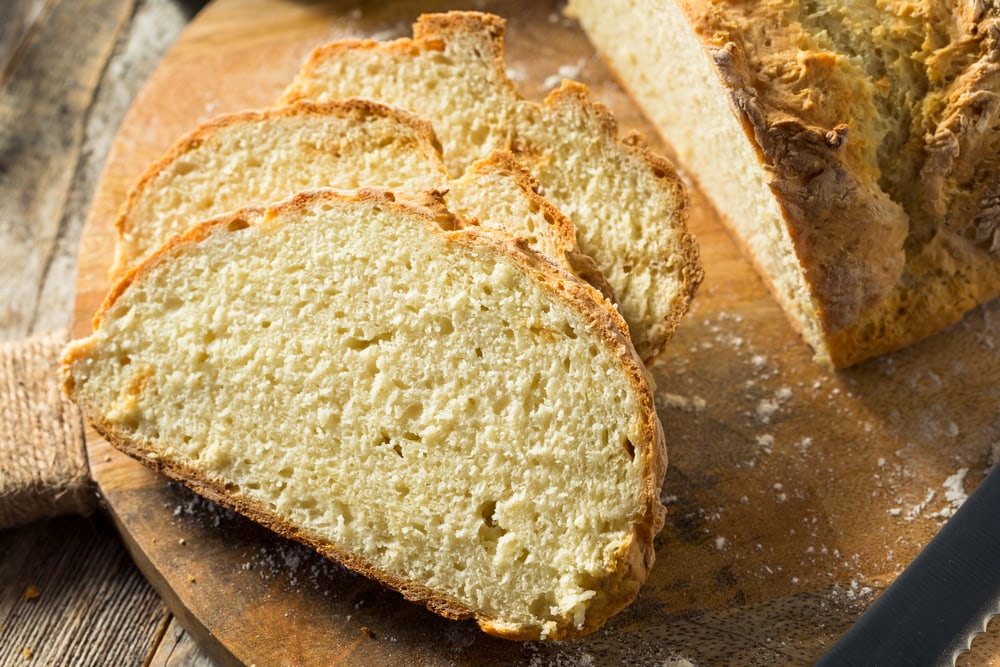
left=281, top=11, right=702, bottom=363
left=111, top=100, right=445, bottom=278
left=568, top=0, right=1000, bottom=367
left=110, top=99, right=613, bottom=303
left=63, top=189, right=666, bottom=641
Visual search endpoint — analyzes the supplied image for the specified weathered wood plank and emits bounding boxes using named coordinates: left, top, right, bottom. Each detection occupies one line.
left=0, top=515, right=170, bottom=665
left=29, top=0, right=210, bottom=338
left=0, top=0, right=133, bottom=340
left=0, top=0, right=214, bottom=664
left=0, top=0, right=50, bottom=80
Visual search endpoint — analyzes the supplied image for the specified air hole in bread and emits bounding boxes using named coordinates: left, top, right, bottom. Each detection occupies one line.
left=345, top=331, right=393, bottom=351
left=492, top=393, right=510, bottom=415
left=476, top=499, right=507, bottom=549
left=530, top=593, right=554, bottom=618
left=226, top=218, right=250, bottom=232
left=172, top=160, right=196, bottom=176
left=624, top=438, right=635, bottom=462
left=334, top=501, right=353, bottom=524
left=433, top=315, right=454, bottom=335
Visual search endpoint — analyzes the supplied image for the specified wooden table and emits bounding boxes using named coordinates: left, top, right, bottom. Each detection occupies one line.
left=4, top=1, right=1000, bottom=665
left=0, top=1, right=215, bottom=663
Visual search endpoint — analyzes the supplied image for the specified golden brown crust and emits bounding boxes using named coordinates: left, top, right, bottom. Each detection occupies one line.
left=63, top=187, right=666, bottom=641
left=694, top=23, right=908, bottom=335
left=662, top=1, right=1000, bottom=366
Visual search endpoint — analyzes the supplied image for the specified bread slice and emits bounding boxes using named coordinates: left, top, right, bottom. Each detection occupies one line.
left=62, top=188, right=666, bottom=640
left=111, top=100, right=445, bottom=278
left=567, top=0, right=1000, bottom=367
left=109, top=99, right=615, bottom=303
left=281, top=11, right=702, bottom=363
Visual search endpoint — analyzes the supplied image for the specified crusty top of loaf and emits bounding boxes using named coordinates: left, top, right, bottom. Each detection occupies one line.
left=282, top=11, right=702, bottom=364
left=681, top=1, right=1000, bottom=364
left=64, top=188, right=665, bottom=641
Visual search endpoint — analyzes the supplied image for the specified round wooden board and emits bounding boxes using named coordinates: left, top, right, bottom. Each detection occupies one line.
left=71, top=0, right=1000, bottom=664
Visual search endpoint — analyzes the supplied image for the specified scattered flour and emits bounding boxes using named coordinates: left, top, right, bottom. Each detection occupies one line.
left=903, top=489, right=936, bottom=522
left=896, top=469, right=970, bottom=522
left=663, top=657, right=697, bottom=667
left=505, top=65, right=528, bottom=83
left=755, top=387, right=793, bottom=424
left=657, top=392, right=707, bottom=413
left=930, top=468, right=969, bottom=519
left=543, top=62, right=584, bottom=89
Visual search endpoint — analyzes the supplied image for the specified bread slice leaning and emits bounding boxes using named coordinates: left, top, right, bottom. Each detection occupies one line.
left=281, top=11, right=702, bottom=363
left=568, top=0, right=1000, bottom=367
left=62, top=188, right=667, bottom=641
left=109, top=99, right=615, bottom=303
left=110, top=99, right=445, bottom=278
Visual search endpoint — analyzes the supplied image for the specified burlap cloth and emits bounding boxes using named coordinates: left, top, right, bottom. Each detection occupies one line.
left=0, top=329, right=96, bottom=529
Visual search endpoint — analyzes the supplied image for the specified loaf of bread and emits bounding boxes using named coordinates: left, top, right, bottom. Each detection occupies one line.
left=567, top=0, right=1000, bottom=367
left=110, top=99, right=614, bottom=301
left=282, top=11, right=702, bottom=363
left=62, top=188, right=666, bottom=641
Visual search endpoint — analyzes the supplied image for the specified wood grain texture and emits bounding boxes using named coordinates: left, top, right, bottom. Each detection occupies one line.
left=0, top=514, right=170, bottom=665
left=67, top=0, right=1000, bottom=665
left=149, top=617, right=221, bottom=667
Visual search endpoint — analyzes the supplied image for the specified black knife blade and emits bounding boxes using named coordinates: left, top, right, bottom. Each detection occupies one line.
left=815, top=463, right=1000, bottom=667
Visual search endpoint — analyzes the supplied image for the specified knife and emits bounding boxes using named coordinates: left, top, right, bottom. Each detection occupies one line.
left=815, top=462, right=1000, bottom=666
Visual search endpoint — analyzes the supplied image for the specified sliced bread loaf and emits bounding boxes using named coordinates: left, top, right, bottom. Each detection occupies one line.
left=281, top=11, right=702, bottom=363
left=568, top=0, right=1000, bottom=367
left=109, top=99, right=614, bottom=303
left=62, top=188, right=666, bottom=641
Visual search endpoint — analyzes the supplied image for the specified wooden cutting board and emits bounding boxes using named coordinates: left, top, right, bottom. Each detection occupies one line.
left=70, top=0, right=1000, bottom=664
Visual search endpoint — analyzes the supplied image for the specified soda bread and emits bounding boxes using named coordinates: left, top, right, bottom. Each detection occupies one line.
left=62, top=188, right=666, bottom=641
left=282, top=11, right=702, bottom=363
left=110, top=100, right=445, bottom=278
left=110, top=100, right=615, bottom=302
left=567, top=0, right=1000, bottom=367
